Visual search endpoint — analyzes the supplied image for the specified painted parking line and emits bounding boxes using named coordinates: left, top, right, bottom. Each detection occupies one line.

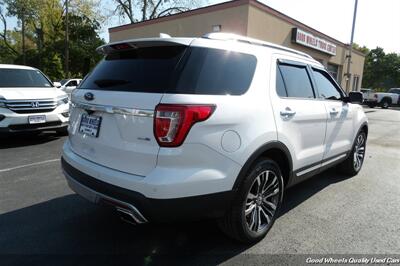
left=0, top=159, right=60, bottom=173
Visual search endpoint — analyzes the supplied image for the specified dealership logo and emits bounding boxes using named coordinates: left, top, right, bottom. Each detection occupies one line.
left=31, top=101, right=40, bottom=108
left=292, top=28, right=337, bottom=56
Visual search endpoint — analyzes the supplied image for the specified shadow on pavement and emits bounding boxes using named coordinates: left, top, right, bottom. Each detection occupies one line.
left=280, top=168, right=349, bottom=217
left=0, top=132, right=63, bottom=149
left=0, top=169, right=349, bottom=265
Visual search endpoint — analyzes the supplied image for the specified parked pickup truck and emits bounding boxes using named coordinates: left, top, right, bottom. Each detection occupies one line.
left=364, top=88, right=400, bottom=108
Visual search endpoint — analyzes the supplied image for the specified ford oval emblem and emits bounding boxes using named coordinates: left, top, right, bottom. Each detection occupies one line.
left=84, top=92, right=94, bottom=101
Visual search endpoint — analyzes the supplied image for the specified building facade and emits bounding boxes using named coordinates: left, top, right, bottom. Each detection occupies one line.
left=109, top=0, right=365, bottom=92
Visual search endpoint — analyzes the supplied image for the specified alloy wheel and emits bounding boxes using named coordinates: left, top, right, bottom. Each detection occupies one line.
left=353, top=133, right=366, bottom=171
left=244, top=170, right=280, bottom=233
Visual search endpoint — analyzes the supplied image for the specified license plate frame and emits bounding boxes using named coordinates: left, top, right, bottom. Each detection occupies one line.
left=28, top=115, right=46, bottom=124
left=79, top=114, right=102, bottom=138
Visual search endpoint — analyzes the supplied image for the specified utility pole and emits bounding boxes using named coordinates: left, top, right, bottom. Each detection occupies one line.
left=345, top=0, right=358, bottom=92
left=65, top=0, right=69, bottom=78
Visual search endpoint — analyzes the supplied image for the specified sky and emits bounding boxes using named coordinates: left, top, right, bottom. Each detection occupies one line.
left=3, top=0, right=400, bottom=53
left=101, top=0, right=400, bottom=53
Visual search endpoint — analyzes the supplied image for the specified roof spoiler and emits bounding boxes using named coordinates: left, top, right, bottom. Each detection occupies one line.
left=96, top=34, right=193, bottom=55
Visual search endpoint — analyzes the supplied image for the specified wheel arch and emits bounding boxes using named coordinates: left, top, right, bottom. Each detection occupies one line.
left=381, top=97, right=392, bottom=104
left=232, top=141, right=293, bottom=190
left=360, top=122, right=368, bottom=136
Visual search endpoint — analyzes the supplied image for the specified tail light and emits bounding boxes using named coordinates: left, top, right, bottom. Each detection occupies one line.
left=154, top=104, right=215, bottom=147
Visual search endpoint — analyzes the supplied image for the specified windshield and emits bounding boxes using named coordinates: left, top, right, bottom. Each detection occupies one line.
left=79, top=45, right=257, bottom=95
left=0, top=69, right=52, bottom=88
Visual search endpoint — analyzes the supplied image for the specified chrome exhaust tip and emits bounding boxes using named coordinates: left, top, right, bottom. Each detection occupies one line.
left=100, top=197, right=148, bottom=224
left=116, top=207, right=139, bottom=225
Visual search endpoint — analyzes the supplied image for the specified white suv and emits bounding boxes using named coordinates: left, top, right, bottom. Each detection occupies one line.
left=62, top=33, right=368, bottom=243
left=0, top=64, right=69, bottom=134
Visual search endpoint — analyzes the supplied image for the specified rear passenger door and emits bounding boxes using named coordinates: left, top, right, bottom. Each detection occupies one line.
left=270, top=57, right=327, bottom=176
left=310, top=67, right=354, bottom=160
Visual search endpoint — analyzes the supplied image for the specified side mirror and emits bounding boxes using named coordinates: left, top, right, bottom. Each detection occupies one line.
left=345, top=91, right=363, bottom=103
left=53, top=82, right=62, bottom=88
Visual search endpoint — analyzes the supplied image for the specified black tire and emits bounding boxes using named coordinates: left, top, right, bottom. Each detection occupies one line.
left=338, top=131, right=367, bottom=176
left=218, top=158, right=284, bottom=243
left=380, top=99, right=391, bottom=109
left=367, top=103, right=375, bottom=108
left=56, top=127, right=69, bottom=136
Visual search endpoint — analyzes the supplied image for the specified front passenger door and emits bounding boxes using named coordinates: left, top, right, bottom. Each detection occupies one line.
left=271, top=58, right=328, bottom=175
left=310, top=67, right=354, bottom=160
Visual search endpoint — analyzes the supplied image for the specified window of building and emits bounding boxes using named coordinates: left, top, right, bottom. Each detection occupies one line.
left=312, top=68, right=342, bottom=100
left=352, top=75, right=360, bottom=91
left=278, top=63, right=315, bottom=98
left=327, top=63, right=339, bottom=81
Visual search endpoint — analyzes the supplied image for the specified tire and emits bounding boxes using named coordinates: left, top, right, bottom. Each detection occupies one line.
left=56, top=127, right=69, bottom=136
left=381, top=99, right=391, bottom=109
left=338, top=131, right=367, bottom=176
left=367, top=103, right=375, bottom=108
left=218, top=158, right=284, bottom=243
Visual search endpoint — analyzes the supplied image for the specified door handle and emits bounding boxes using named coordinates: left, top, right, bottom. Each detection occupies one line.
left=280, top=108, right=296, bottom=118
left=329, top=108, right=339, bottom=115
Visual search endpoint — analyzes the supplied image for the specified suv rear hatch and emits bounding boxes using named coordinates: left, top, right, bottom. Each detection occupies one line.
left=69, top=39, right=257, bottom=176
left=69, top=42, right=190, bottom=176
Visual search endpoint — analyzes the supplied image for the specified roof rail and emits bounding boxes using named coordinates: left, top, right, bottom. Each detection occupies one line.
left=202, top=32, right=313, bottom=59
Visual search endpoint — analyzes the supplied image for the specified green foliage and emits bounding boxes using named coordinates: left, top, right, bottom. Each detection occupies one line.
left=0, top=0, right=105, bottom=80
left=362, top=47, right=400, bottom=90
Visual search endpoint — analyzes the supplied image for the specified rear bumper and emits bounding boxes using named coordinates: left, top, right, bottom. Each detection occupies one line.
left=62, top=158, right=234, bottom=222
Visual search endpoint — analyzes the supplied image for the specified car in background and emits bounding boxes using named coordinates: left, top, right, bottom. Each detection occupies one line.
left=58, top=78, right=82, bottom=96
left=0, top=64, right=69, bottom=135
left=364, top=88, right=400, bottom=108
left=360, top=88, right=374, bottom=103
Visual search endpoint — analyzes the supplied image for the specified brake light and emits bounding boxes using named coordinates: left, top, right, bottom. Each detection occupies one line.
left=110, top=43, right=133, bottom=50
left=154, top=104, right=215, bottom=147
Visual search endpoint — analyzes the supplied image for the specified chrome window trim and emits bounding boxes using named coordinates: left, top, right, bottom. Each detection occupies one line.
left=72, top=101, right=154, bottom=117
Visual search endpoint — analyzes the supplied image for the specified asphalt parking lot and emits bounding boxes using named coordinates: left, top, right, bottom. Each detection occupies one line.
left=1, top=107, right=399, bottom=265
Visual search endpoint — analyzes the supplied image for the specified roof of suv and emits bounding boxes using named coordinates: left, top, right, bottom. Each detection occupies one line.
left=97, top=32, right=313, bottom=60
left=0, top=64, right=37, bottom=70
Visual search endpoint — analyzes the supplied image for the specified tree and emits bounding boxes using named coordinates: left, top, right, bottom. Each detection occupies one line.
left=0, top=2, right=20, bottom=57
left=0, top=0, right=105, bottom=80
left=352, top=43, right=369, bottom=55
left=362, top=47, right=400, bottom=90
left=112, top=0, right=205, bottom=24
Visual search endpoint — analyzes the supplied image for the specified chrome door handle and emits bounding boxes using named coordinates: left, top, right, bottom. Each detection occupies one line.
left=329, top=108, right=339, bottom=115
left=280, top=108, right=296, bottom=118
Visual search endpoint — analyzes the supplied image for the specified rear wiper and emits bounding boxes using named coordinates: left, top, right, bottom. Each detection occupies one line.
left=94, top=79, right=130, bottom=88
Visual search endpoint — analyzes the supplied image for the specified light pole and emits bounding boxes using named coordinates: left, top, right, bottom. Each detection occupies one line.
left=345, top=0, right=358, bottom=92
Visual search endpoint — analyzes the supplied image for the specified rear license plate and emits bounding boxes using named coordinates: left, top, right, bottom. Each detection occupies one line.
left=28, top=115, right=46, bottom=124
left=79, top=114, right=102, bottom=137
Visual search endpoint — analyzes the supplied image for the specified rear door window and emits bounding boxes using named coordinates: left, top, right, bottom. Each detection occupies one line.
left=80, top=46, right=257, bottom=95
left=278, top=63, right=315, bottom=98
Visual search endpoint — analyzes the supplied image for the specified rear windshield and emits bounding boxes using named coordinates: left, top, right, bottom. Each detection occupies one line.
left=80, top=45, right=257, bottom=95
left=0, top=69, right=52, bottom=88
